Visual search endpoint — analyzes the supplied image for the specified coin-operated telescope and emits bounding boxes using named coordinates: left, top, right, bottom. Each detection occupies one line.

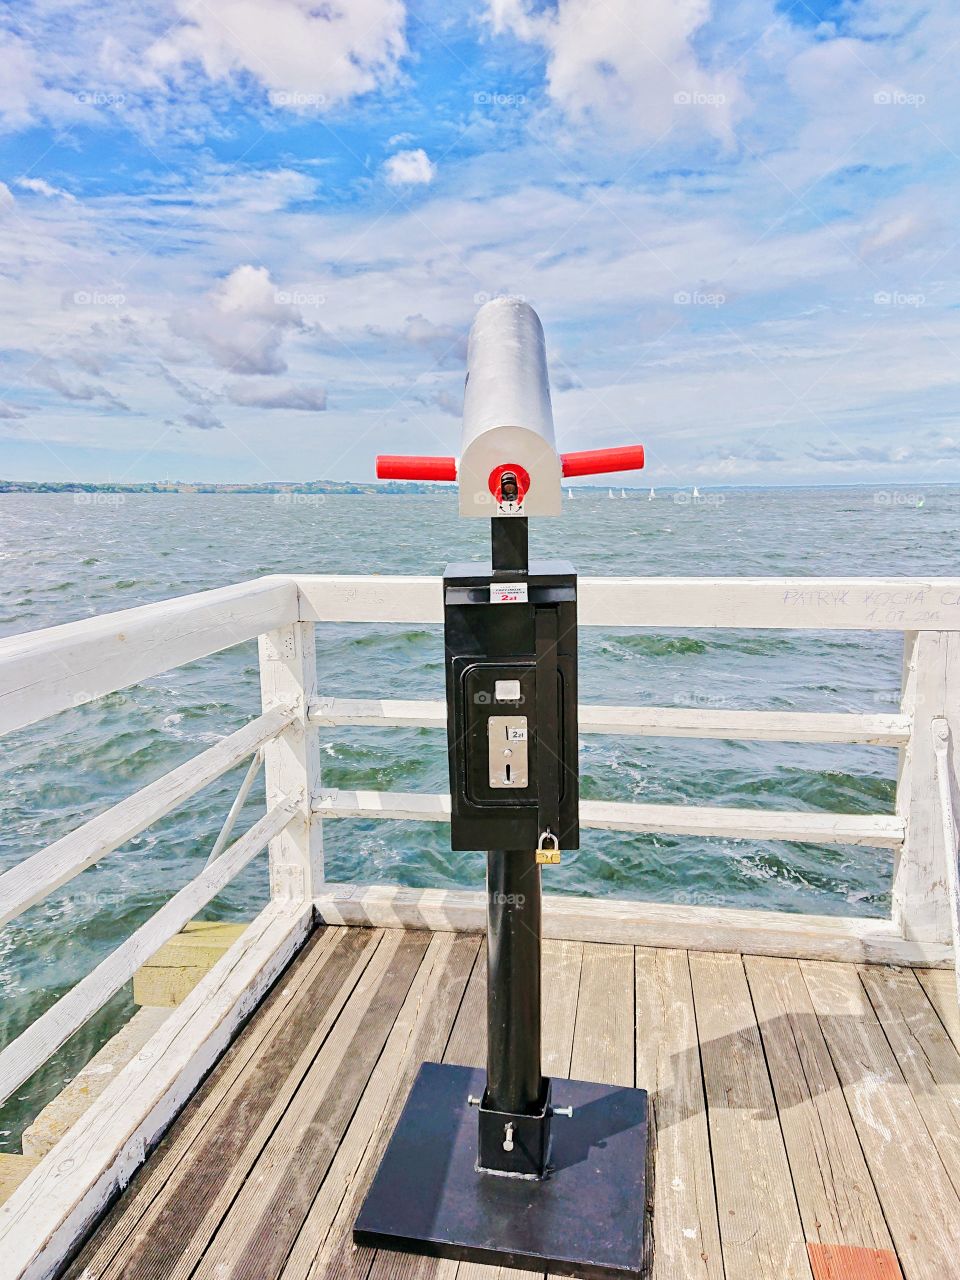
left=356, top=299, right=649, bottom=1279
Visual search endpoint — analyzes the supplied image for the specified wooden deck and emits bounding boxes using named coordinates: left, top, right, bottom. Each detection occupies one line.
left=62, top=924, right=960, bottom=1280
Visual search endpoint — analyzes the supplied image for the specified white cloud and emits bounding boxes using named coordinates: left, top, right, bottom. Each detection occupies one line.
left=175, top=406, right=225, bottom=430
left=488, top=0, right=740, bottom=143
left=225, top=380, right=327, bottom=410
left=384, top=149, right=436, bottom=186
left=16, top=177, right=76, bottom=202
left=147, top=0, right=407, bottom=111
left=169, top=264, right=305, bottom=375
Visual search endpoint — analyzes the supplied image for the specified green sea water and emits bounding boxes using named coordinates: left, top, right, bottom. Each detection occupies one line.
left=0, top=485, right=946, bottom=1146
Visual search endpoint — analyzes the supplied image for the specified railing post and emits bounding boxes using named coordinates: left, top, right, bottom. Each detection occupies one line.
left=893, top=630, right=958, bottom=944
left=258, top=622, right=322, bottom=901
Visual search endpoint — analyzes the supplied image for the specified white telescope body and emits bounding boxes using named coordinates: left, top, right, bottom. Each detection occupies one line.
left=459, top=299, right=563, bottom=518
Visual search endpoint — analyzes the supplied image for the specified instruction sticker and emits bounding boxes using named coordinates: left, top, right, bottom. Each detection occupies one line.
left=490, top=582, right=528, bottom=604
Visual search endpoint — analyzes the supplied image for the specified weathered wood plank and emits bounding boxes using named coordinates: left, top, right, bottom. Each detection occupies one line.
left=0, top=801, right=296, bottom=1110
left=316, top=884, right=953, bottom=968
left=314, top=790, right=904, bottom=849
left=800, top=959, right=960, bottom=1278
left=342, top=942, right=487, bottom=1280
left=310, top=697, right=911, bottom=746
left=635, top=947, right=722, bottom=1280
left=570, top=942, right=634, bottom=1086
left=280, top=932, right=481, bottom=1280
left=744, top=956, right=894, bottom=1254
left=192, top=930, right=431, bottom=1280
left=858, top=965, right=960, bottom=1197
left=916, top=967, right=960, bottom=1052
left=540, top=940, right=582, bottom=1080
left=0, top=899, right=313, bottom=1280
left=689, top=952, right=811, bottom=1279
left=0, top=704, right=295, bottom=929
left=61, top=925, right=352, bottom=1280
left=0, top=574, right=299, bottom=737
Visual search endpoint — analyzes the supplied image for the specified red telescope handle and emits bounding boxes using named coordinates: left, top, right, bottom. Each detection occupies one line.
left=560, top=444, right=645, bottom=478
left=376, top=454, right=457, bottom=482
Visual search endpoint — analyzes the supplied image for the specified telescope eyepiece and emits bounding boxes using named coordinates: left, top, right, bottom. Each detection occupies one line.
left=499, top=471, right=519, bottom=503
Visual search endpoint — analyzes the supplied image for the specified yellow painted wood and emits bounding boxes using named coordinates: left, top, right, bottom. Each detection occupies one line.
left=0, top=1155, right=40, bottom=1206
left=133, top=921, right=248, bottom=1007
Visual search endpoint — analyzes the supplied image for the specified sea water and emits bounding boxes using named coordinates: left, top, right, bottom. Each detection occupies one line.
left=0, top=485, right=945, bottom=1144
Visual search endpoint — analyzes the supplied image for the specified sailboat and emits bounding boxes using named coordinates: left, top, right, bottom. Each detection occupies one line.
left=567, top=488, right=575, bottom=499
left=648, top=488, right=655, bottom=500
left=620, top=488, right=627, bottom=499
left=692, top=486, right=700, bottom=498
left=608, top=488, right=616, bottom=499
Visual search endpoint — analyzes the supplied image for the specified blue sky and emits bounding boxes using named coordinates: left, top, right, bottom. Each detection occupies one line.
left=0, top=0, right=958, bottom=486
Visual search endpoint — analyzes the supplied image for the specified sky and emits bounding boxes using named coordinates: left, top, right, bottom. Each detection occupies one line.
left=0, top=0, right=958, bottom=487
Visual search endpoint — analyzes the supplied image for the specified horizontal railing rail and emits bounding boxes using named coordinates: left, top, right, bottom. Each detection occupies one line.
left=295, top=573, right=960, bottom=630
left=0, top=574, right=298, bottom=737
left=310, top=696, right=911, bottom=745
left=313, top=788, right=905, bottom=849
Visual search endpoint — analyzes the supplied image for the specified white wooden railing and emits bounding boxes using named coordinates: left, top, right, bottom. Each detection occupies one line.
left=3, top=571, right=960, bottom=1278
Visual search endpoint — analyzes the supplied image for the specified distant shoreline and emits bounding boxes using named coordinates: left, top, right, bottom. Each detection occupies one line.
left=1, top=480, right=956, bottom=495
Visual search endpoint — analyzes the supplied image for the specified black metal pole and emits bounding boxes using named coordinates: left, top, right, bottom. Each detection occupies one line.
left=485, top=848, right=542, bottom=1115
left=491, top=516, right=528, bottom=574
left=485, top=514, right=542, bottom=1118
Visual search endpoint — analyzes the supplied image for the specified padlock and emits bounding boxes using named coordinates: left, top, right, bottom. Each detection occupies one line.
left=536, top=830, right=561, bottom=865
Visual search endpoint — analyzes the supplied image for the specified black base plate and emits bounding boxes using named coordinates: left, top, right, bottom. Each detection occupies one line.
left=354, top=1063, right=648, bottom=1280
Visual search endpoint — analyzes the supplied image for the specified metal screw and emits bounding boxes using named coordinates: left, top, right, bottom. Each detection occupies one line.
left=503, top=1122, right=515, bottom=1152
left=467, top=1095, right=482, bottom=1107
left=552, top=1105, right=574, bottom=1118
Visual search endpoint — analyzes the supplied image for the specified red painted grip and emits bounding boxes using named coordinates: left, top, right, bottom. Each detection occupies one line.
left=560, top=444, right=645, bottom=478
left=376, top=454, right=457, bottom=482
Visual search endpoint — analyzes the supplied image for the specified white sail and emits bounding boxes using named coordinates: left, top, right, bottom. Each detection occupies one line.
left=693, top=486, right=700, bottom=498
left=621, top=488, right=627, bottom=498
left=648, top=488, right=655, bottom=499
left=608, top=488, right=615, bottom=499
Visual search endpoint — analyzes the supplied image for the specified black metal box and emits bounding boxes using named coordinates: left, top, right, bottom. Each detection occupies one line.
left=443, top=558, right=579, bottom=851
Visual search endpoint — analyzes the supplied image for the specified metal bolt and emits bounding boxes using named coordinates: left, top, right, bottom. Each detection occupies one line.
left=503, top=1122, right=515, bottom=1152
left=552, top=1105, right=574, bottom=1118
left=467, top=1095, right=482, bottom=1107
